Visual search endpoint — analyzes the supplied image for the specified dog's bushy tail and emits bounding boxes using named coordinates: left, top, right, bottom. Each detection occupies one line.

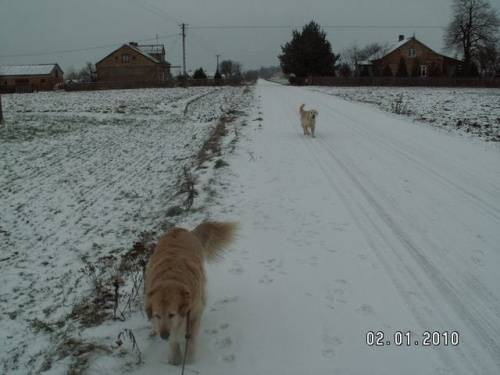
left=300, top=103, right=305, bottom=113
left=191, top=221, right=238, bottom=262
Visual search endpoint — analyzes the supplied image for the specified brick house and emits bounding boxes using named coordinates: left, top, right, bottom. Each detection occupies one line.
left=357, top=36, right=462, bottom=77
left=96, top=42, right=171, bottom=82
left=0, top=64, right=64, bottom=91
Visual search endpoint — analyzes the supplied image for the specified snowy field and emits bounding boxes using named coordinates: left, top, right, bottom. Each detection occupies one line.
left=1, top=82, right=499, bottom=375
left=0, top=86, right=253, bottom=374
left=309, top=86, right=500, bottom=142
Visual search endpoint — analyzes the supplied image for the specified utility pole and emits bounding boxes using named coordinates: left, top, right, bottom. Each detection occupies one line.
left=181, top=23, right=188, bottom=77
left=215, top=54, right=221, bottom=71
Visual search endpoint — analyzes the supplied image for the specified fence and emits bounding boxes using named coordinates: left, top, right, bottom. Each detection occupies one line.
left=65, top=78, right=242, bottom=92
left=305, top=76, right=500, bottom=88
left=0, top=84, right=38, bottom=94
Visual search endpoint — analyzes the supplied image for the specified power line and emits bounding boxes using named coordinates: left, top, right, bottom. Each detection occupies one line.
left=189, top=24, right=445, bottom=30
left=0, top=23, right=446, bottom=60
left=0, top=33, right=180, bottom=58
left=127, top=0, right=184, bottom=24
left=167, top=35, right=181, bottom=56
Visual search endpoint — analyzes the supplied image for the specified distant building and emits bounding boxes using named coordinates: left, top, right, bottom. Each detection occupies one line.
left=356, top=36, right=462, bottom=77
left=0, top=64, right=64, bottom=92
left=96, top=42, right=171, bottom=82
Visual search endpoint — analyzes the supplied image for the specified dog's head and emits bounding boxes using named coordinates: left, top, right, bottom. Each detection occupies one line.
left=145, top=282, right=191, bottom=340
left=309, top=110, right=318, bottom=121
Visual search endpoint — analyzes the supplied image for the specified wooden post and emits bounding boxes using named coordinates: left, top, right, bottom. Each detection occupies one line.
left=0, top=93, right=4, bottom=124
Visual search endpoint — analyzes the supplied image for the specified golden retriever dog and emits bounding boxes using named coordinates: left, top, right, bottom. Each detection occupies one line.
left=145, top=221, right=237, bottom=365
left=300, top=103, right=318, bottom=138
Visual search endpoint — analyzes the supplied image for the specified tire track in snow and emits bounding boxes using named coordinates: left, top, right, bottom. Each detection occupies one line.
left=269, top=85, right=499, bottom=374
left=316, top=98, right=500, bottom=223
left=309, top=106, right=499, bottom=374
left=274, top=98, right=466, bottom=373
left=302, top=90, right=500, bottom=294
left=314, top=138, right=499, bottom=374
left=313, top=99, right=500, bottom=324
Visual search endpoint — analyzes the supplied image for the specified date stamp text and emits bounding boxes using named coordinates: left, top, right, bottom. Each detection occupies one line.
left=366, top=331, right=459, bottom=347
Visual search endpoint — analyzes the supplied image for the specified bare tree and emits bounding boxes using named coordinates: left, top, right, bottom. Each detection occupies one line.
left=65, top=66, right=77, bottom=81
left=78, top=62, right=97, bottom=82
left=219, top=60, right=242, bottom=78
left=342, top=42, right=388, bottom=72
left=477, top=42, right=500, bottom=76
left=444, top=0, right=500, bottom=74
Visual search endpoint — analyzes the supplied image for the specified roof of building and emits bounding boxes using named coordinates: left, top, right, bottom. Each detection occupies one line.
left=0, top=64, right=62, bottom=76
left=358, top=36, right=461, bottom=66
left=96, top=43, right=170, bottom=66
left=136, top=44, right=164, bottom=56
left=376, top=38, right=412, bottom=59
left=128, top=44, right=160, bottom=63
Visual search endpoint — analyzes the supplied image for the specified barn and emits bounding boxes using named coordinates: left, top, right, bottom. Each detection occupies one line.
left=0, top=64, right=64, bottom=92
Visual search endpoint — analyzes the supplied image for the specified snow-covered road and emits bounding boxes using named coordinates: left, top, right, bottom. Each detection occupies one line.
left=196, top=81, right=500, bottom=375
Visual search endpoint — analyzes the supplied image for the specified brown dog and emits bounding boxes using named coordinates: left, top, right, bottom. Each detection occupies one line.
left=145, top=221, right=237, bottom=365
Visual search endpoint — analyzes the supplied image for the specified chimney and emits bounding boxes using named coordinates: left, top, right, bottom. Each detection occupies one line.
left=399, top=35, right=405, bottom=42
left=129, top=42, right=138, bottom=47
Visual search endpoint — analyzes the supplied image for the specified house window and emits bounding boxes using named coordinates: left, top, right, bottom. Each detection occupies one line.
left=122, top=53, right=130, bottom=63
left=420, top=65, right=427, bottom=77
left=408, top=49, right=416, bottom=58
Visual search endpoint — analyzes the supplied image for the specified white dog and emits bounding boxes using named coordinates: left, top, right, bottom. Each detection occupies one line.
left=300, top=104, right=318, bottom=138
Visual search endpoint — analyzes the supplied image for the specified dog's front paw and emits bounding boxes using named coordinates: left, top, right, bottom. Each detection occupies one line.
left=169, top=343, right=183, bottom=365
left=168, top=353, right=182, bottom=366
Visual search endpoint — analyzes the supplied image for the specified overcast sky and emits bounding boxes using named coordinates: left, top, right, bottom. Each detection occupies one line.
left=1, top=0, right=499, bottom=75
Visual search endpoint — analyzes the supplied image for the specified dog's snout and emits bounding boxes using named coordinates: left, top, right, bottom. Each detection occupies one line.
left=160, top=330, right=170, bottom=340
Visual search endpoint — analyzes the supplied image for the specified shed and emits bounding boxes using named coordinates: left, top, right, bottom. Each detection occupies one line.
left=0, top=64, right=64, bottom=92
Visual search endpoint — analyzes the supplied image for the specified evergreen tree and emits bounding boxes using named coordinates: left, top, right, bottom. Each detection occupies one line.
left=428, top=62, right=439, bottom=77
left=337, top=63, right=352, bottom=77
left=193, top=67, right=207, bottom=80
left=411, top=58, right=422, bottom=77
left=396, top=57, right=409, bottom=77
left=279, top=21, right=340, bottom=78
left=360, top=66, right=371, bottom=77
left=382, top=65, right=393, bottom=77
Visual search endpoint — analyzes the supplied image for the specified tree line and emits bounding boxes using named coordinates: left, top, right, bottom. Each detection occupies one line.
left=279, top=0, right=499, bottom=79
left=67, top=0, right=499, bottom=83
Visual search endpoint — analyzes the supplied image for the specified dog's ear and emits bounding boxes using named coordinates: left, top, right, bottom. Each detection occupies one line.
left=179, top=288, right=191, bottom=318
left=145, top=288, right=158, bottom=320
